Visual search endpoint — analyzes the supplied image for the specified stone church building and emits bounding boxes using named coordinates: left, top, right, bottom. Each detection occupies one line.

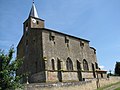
left=17, top=2, right=107, bottom=83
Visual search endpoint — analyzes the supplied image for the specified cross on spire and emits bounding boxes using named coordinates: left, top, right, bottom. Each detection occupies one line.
left=33, top=0, right=34, bottom=3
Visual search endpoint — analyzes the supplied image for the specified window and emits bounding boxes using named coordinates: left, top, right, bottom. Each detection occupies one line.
left=37, top=21, right=39, bottom=24
left=83, top=59, right=89, bottom=71
left=66, top=57, right=73, bottom=71
left=80, top=41, right=84, bottom=48
left=51, top=59, right=55, bottom=70
left=49, top=32, right=55, bottom=44
left=65, top=36, right=69, bottom=43
left=50, top=32, right=55, bottom=40
left=51, top=36, right=55, bottom=41
left=65, top=36, right=69, bottom=48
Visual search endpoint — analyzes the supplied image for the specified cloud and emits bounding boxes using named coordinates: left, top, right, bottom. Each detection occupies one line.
left=99, top=65, right=105, bottom=69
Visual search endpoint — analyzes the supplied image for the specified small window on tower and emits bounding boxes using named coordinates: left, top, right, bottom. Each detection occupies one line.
left=37, top=21, right=39, bottom=24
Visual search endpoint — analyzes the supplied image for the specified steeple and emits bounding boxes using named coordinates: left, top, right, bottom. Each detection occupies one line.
left=23, top=0, right=44, bottom=33
left=29, top=1, right=39, bottom=18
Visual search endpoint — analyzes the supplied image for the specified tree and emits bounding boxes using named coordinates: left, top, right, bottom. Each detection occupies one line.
left=115, top=62, right=120, bottom=76
left=0, top=47, right=23, bottom=90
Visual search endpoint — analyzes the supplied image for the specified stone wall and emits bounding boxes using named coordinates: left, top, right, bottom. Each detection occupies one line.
left=31, top=70, right=107, bottom=83
left=17, top=76, right=120, bottom=90
left=62, top=72, right=78, bottom=81
left=82, top=72, right=94, bottom=79
left=98, top=76, right=120, bottom=87
left=42, top=30, right=97, bottom=71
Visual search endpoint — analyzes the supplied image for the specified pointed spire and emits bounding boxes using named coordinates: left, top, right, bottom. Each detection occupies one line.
left=29, top=1, right=39, bottom=18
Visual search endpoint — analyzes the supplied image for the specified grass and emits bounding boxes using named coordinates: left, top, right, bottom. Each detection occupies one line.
left=115, top=87, right=120, bottom=90
left=97, top=81, right=120, bottom=90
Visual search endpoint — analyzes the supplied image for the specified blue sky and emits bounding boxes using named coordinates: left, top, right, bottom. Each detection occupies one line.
left=0, top=0, right=120, bottom=72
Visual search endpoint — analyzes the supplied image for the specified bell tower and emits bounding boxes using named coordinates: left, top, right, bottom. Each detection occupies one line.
left=23, top=1, right=44, bottom=34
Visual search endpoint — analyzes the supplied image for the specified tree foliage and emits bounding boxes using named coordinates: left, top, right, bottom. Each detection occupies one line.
left=115, top=62, right=120, bottom=76
left=0, top=47, right=23, bottom=90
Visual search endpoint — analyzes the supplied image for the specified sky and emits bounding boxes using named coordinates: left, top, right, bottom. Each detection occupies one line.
left=0, top=0, right=120, bottom=73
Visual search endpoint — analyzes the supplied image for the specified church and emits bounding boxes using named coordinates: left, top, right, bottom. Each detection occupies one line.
left=17, top=2, right=107, bottom=83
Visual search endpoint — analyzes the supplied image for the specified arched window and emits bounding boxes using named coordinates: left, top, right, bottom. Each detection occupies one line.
left=51, top=59, right=55, bottom=70
left=66, top=57, right=73, bottom=71
left=83, top=59, right=89, bottom=71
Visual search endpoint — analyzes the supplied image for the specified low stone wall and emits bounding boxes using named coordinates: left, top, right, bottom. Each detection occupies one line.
left=62, top=72, right=78, bottom=81
left=30, top=70, right=107, bottom=83
left=18, top=81, right=96, bottom=90
left=17, top=76, right=120, bottom=90
left=82, top=72, right=94, bottom=79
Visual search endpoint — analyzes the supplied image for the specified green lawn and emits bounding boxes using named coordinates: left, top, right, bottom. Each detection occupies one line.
left=97, top=81, right=120, bottom=90
left=115, top=87, right=120, bottom=90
